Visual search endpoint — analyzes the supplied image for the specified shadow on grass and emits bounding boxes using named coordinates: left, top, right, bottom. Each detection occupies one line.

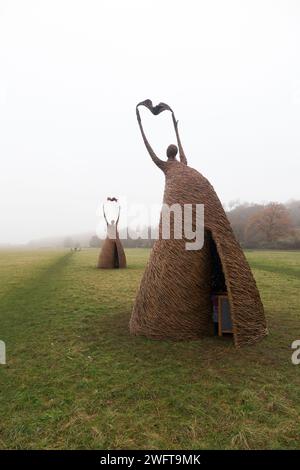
left=0, top=252, right=74, bottom=334
left=79, top=309, right=257, bottom=372
left=250, top=261, right=300, bottom=280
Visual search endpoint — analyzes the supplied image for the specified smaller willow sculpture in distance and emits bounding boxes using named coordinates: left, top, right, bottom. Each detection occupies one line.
left=130, top=100, right=267, bottom=347
left=97, top=199, right=126, bottom=269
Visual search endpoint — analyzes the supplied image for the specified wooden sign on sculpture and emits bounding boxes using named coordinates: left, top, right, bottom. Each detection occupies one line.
left=129, top=100, right=268, bottom=347
left=97, top=198, right=127, bottom=269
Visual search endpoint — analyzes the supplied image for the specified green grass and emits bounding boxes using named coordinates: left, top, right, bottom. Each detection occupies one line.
left=0, top=248, right=299, bottom=449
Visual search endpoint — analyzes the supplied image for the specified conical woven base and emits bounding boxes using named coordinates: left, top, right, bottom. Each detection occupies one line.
left=130, top=160, right=267, bottom=347
left=97, top=236, right=126, bottom=269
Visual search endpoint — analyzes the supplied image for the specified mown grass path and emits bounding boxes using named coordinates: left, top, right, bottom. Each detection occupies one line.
left=0, top=249, right=299, bottom=449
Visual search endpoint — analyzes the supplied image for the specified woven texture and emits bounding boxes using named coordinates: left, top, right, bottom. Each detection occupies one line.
left=130, top=101, right=267, bottom=347
left=97, top=201, right=127, bottom=269
left=97, top=233, right=126, bottom=269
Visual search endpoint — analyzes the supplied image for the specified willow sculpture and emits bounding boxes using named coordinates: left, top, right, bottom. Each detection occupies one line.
left=97, top=199, right=126, bottom=269
left=129, top=100, right=267, bottom=347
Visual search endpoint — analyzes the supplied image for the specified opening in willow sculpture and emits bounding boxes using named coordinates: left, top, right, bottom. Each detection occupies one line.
left=97, top=198, right=127, bottom=269
left=129, top=100, right=267, bottom=347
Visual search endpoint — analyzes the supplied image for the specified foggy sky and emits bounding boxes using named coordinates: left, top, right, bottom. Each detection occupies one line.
left=0, top=0, right=299, bottom=244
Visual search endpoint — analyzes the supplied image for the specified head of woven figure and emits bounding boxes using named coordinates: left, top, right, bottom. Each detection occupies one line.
left=166, top=144, right=178, bottom=160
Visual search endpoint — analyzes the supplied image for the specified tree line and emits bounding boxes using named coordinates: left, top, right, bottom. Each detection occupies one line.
left=85, top=200, right=300, bottom=250
left=227, top=200, right=300, bottom=249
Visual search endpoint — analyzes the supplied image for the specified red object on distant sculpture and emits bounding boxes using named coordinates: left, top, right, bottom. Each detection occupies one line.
left=129, top=100, right=267, bottom=347
left=107, top=197, right=118, bottom=202
left=97, top=201, right=126, bottom=269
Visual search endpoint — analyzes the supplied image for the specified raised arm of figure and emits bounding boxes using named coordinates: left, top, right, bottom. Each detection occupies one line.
left=116, top=206, right=120, bottom=225
left=103, top=204, right=108, bottom=226
left=136, top=106, right=165, bottom=171
left=171, top=112, right=188, bottom=165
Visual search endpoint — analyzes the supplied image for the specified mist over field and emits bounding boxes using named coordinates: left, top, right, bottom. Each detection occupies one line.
left=1, top=2, right=300, bottom=454
left=1, top=0, right=300, bottom=245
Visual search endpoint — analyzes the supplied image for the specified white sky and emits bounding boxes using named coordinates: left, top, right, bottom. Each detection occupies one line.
left=0, top=0, right=299, bottom=244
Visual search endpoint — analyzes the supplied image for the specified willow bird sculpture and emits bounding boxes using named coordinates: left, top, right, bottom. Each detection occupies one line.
left=129, top=100, right=267, bottom=347
left=97, top=200, right=126, bottom=269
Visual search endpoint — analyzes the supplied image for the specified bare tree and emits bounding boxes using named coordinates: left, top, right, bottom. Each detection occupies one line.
left=246, top=203, right=294, bottom=243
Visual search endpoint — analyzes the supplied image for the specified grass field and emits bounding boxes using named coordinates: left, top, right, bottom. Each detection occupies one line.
left=0, top=248, right=299, bottom=450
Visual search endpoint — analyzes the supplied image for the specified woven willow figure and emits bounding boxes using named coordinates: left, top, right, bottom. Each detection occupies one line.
left=130, top=100, right=267, bottom=347
left=97, top=200, right=126, bottom=269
